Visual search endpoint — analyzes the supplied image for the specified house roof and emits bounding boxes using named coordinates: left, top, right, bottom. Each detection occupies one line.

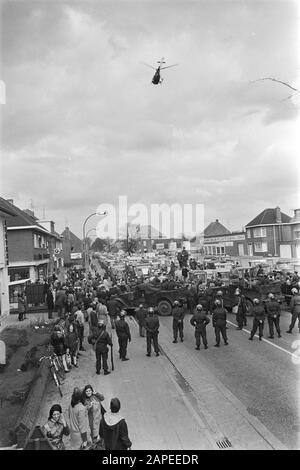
left=204, top=220, right=231, bottom=237
left=61, top=227, right=83, bottom=250
left=0, top=197, right=17, bottom=217
left=246, top=208, right=292, bottom=227
left=1, top=198, right=55, bottom=235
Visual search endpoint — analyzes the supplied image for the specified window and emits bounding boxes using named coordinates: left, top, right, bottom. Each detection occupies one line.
left=254, top=242, right=267, bottom=252
left=253, top=227, right=267, bottom=238
left=247, top=229, right=251, bottom=238
left=221, top=246, right=225, bottom=255
left=34, top=234, right=39, bottom=248
left=295, top=231, right=300, bottom=239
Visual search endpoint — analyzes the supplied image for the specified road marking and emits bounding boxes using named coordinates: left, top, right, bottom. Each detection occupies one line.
left=226, top=320, right=299, bottom=360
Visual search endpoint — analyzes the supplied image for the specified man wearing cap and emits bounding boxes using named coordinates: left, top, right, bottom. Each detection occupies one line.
left=145, top=307, right=160, bottom=357
left=135, top=304, right=147, bottom=337
left=172, top=300, right=185, bottom=343
left=212, top=299, right=228, bottom=347
left=115, top=311, right=131, bottom=361
left=265, top=293, right=281, bottom=339
left=286, top=288, right=300, bottom=334
left=190, top=304, right=210, bottom=350
left=249, top=299, right=265, bottom=341
left=93, top=320, right=113, bottom=375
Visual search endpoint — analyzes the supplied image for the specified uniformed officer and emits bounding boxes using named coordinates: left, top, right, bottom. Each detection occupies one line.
left=172, top=300, right=185, bottom=343
left=135, top=303, right=147, bottom=337
left=233, top=288, right=247, bottom=330
left=265, top=293, right=281, bottom=339
left=93, top=320, right=113, bottom=375
left=145, top=307, right=160, bottom=357
left=115, top=310, right=131, bottom=361
left=249, top=298, right=265, bottom=341
left=212, top=299, right=228, bottom=347
left=286, top=288, right=300, bottom=334
left=190, top=304, right=210, bottom=350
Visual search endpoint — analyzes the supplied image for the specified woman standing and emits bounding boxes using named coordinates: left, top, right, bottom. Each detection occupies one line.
left=65, top=323, right=79, bottom=367
left=43, top=404, right=70, bottom=450
left=82, top=384, right=106, bottom=443
left=18, top=292, right=25, bottom=321
left=68, top=388, right=90, bottom=449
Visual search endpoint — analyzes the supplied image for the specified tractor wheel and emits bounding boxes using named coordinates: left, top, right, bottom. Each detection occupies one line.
left=157, top=300, right=172, bottom=316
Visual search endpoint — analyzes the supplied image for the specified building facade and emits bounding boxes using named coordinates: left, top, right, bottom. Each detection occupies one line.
left=202, top=219, right=247, bottom=258
left=61, top=227, right=83, bottom=267
left=0, top=199, right=16, bottom=318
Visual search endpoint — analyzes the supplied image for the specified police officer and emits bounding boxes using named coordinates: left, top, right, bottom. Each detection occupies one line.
left=93, top=320, right=113, bottom=375
left=265, top=293, right=281, bottom=339
left=135, top=303, right=147, bottom=337
left=233, top=288, right=247, bottom=330
left=212, top=299, right=228, bottom=347
left=145, top=307, right=160, bottom=357
left=172, top=300, right=185, bottom=343
left=190, top=304, right=210, bottom=350
left=249, top=298, right=265, bottom=341
left=286, top=288, right=300, bottom=334
left=115, top=310, right=131, bottom=361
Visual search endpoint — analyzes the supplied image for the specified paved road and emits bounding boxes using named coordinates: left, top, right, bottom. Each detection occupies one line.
left=159, top=308, right=300, bottom=449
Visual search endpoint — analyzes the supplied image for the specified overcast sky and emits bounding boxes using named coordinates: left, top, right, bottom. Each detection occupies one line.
left=1, top=0, right=299, bottom=239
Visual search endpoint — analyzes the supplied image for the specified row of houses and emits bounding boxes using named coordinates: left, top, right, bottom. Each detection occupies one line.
left=0, top=198, right=83, bottom=318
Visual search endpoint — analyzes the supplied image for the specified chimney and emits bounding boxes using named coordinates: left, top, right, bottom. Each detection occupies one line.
left=293, top=209, right=300, bottom=220
left=216, top=219, right=219, bottom=223
left=24, top=209, right=35, bottom=218
left=275, top=207, right=281, bottom=224
left=6, top=199, right=14, bottom=205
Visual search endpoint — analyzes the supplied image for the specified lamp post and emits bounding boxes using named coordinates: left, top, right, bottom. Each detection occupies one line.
left=82, top=212, right=107, bottom=270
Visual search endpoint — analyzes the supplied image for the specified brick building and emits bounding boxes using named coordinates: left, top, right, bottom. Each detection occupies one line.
left=0, top=199, right=16, bottom=318
left=202, top=219, right=247, bottom=258
left=61, top=227, right=83, bottom=267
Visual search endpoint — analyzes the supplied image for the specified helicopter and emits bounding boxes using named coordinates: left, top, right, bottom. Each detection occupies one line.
left=142, top=57, right=178, bottom=84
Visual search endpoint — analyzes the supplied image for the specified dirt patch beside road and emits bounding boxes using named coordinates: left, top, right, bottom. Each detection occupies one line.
left=0, top=320, right=53, bottom=446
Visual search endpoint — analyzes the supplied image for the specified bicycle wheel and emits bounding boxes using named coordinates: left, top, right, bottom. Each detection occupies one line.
left=53, top=356, right=65, bottom=381
left=51, top=368, right=63, bottom=397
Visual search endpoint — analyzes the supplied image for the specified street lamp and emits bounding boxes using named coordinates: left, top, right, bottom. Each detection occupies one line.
left=82, top=211, right=107, bottom=269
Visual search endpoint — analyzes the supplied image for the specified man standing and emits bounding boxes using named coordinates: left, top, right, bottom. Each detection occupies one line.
left=46, top=286, right=55, bottom=320
left=145, top=307, right=160, bottom=357
left=265, top=293, right=281, bottom=339
left=286, top=288, right=300, bottom=334
left=115, top=311, right=131, bottom=361
left=75, top=303, right=85, bottom=351
left=248, top=298, right=265, bottom=341
left=135, top=304, right=147, bottom=337
left=172, top=300, right=185, bottom=343
left=93, top=320, right=113, bottom=375
left=55, top=285, right=66, bottom=319
left=212, top=299, right=228, bottom=347
left=190, top=304, right=210, bottom=350
left=233, top=288, right=247, bottom=330
left=107, top=295, right=121, bottom=329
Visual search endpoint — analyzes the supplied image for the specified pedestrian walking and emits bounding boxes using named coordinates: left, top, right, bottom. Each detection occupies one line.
left=286, top=288, right=300, bottom=334
left=115, top=311, right=131, bottom=361
left=212, top=299, right=228, bottom=347
left=190, top=304, right=210, bottom=350
left=46, top=286, right=55, bottom=320
left=99, top=398, right=132, bottom=450
left=233, top=288, right=247, bottom=329
left=82, top=385, right=106, bottom=443
left=17, top=292, right=25, bottom=322
left=68, top=388, right=90, bottom=450
left=92, top=320, right=113, bottom=375
left=248, top=298, right=265, bottom=341
left=135, top=304, right=147, bottom=337
left=145, top=307, right=160, bottom=357
left=265, top=293, right=281, bottom=338
left=172, top=300, right=185, bottom=343
left=43, top=404, right=70, bottom=450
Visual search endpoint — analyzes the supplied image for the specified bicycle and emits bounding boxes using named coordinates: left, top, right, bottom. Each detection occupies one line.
left=39, top=353, right=64, bottom=397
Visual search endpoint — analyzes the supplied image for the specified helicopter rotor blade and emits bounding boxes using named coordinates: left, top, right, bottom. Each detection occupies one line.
left=140, top=61, right=157, bottom=70
left=161, top=64, right=178, bottom=70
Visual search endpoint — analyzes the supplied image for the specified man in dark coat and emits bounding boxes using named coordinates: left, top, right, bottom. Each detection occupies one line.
left=46, top=287, right=55, bottom=319
left=233, top=288, right=247, bottom=329
left=115, top=311, right=131, bottom=361
left=107, top=296, right=121, bottom=329
left=172, top=300, right=185, bottom=343
left=135, top=304, right=147, bottom=337
left=212, top=300, right=228, bottom=347
left=265, top=293, right=281, bottom=339
left=145, top=307, right=160, bottom=357
left=249, top=298, right=265, bottom=341
left=99, top=398, right=132, bottom=450
left=93, top=320, right=113, bottom=375
left=190, top=304, right=210, bottom=350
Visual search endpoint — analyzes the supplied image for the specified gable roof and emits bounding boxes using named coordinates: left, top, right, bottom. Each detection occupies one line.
left=1, top=198, right=52, bottom=233
left=0, top=197, right=18, bottom=217
left=61, top=227, right=83, bottom=250
left=204, top=220, right=231, bottom=237
left=246, top=208, right=291, bottom=227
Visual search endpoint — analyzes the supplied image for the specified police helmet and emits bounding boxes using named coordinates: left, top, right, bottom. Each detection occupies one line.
left=291, top=288, right=298, bottom=295
left=196, top=304, right=203, bottom=311
left=217, top=290, right=223, bottom=296
left=119, top=310, right=126, bottom=317
left=215, top=299, right=221, bottom=306
left=173, top=300, right=179, bottom=306
left=268, top=293, right=274, bottom=299
left=235, top=288, right=240, bottom=295
left=253, top=298, right=260, bottom=304
left=148, top=307, right=154, bottom=314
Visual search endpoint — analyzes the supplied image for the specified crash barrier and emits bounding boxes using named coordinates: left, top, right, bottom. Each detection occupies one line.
left=12, top=324, right=57, bottom=448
